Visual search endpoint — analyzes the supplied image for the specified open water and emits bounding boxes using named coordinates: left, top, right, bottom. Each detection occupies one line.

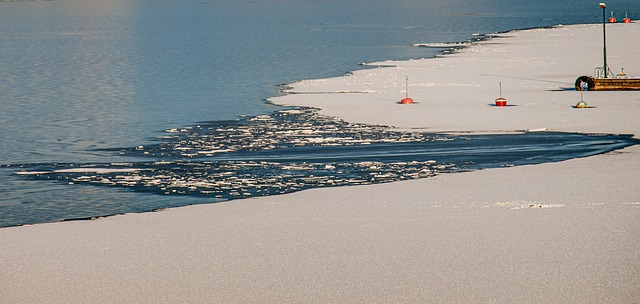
left=1, top=0, right=639, bottom=227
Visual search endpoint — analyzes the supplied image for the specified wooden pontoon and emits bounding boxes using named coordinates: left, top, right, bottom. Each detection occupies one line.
left=575, top=75, right=640, bottom=91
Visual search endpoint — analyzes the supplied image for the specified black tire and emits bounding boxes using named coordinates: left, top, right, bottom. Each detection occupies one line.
left=575, top=76, right=594, bottom=91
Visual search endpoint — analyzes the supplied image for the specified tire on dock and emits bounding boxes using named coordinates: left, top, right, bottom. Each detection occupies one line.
left=575, top=76, right=594, bottom=91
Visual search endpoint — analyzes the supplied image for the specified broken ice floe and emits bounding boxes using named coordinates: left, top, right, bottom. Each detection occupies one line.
left=12, top=107, right=639, bottom=203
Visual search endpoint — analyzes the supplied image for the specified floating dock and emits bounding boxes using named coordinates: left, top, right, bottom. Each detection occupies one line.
left=575, top=75, right=640, bottom=91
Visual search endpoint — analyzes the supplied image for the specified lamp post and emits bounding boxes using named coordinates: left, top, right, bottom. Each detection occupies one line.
left=599, top=2, right=608, bottom=78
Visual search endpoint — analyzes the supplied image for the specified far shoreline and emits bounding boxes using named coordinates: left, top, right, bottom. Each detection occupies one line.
left=269, top=22, right=581, bottom=113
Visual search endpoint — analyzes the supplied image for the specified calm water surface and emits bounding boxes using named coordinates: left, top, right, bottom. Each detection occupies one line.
left=1, top=0, right=638, bottom=227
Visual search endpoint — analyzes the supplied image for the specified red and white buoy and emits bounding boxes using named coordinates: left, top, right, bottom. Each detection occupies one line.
left=609, top=11, right=617, bottom=22
left=401, top=75, right=414, bottom=104
left=495, top=82, right=507, bottom=106
left=623, top=12, right=631, bottom=23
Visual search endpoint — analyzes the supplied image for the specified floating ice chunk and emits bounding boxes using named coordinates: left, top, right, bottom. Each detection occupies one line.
left=15, top=171, right=51, bottom=175
left=528, top=128, right=548, bottom=132
left=53, top=168, right=144, bottom=174
left=280, top=109, right=304, bottom=115
left=413, top=42, right=470, bottom=48
left=197, top=149, right=234, bottom=155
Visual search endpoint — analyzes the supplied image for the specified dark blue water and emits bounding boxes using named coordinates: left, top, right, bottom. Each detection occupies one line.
left=1, top=0, right=639, bottom=227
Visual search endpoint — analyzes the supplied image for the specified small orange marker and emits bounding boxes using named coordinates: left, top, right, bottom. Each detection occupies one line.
left=495, top=82, right=507, bottom=106
left=401, top=75, right=414, bottom=104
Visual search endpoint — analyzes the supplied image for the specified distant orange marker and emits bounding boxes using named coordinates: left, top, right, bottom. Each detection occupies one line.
left=400, top=75, right=414, bottom=104
left=494, top=82, right=507, bottom=106
left=401, top=97, right=414, bottom=104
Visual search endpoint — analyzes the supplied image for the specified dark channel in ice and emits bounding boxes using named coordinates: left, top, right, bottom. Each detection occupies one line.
left=11, top=107, right=639, bottom=202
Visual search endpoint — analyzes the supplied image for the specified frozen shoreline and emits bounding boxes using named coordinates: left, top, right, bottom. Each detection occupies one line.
left=1, top=23, right=639, bottom=303
left=271, top=23, right=640, bottom=136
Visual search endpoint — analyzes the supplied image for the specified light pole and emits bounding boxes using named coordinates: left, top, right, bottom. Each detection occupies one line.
left=599, top=2, right=608, bottom=78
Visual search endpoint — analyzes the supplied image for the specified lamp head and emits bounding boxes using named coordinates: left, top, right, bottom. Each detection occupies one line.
left=599, top=3, right=606, bottom=9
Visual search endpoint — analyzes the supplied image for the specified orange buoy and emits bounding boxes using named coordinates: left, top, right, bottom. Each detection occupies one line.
left=401, top=97, right=414, bottom=104
left=623, top=12, right=631, bottom=23
left=400, top=75, right=414, bottom=104
left=609, top=11, right=617, bottom=22
left=575, top=91, right=588, bottom=108
left=619, top=68, right=626, bottom=76
left=494, top=82, right=507, bottom=106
